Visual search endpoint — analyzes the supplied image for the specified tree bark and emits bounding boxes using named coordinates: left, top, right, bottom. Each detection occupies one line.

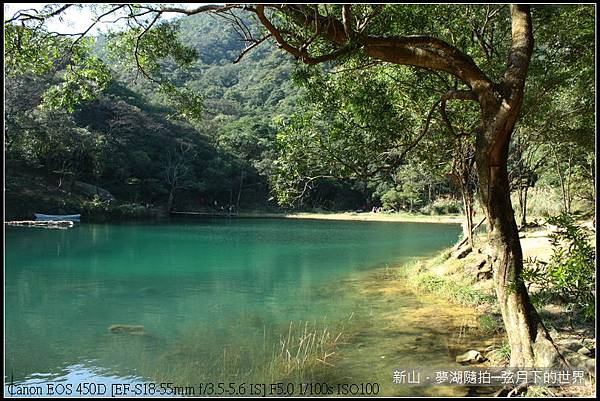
left=520, top=184, right=528, bottom=226
left=167, top=186, right=175, bottom=213
left=476, top=114, right=562, bottom=368
left=476, top=143, right=555, bottom=367
left=461, top=191, right=474, bottom=247
left=470, top=5, right=566, bottom=368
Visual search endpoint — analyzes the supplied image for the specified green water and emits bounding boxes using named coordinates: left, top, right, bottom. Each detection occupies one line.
left=5, top=218, right=467, bottom=396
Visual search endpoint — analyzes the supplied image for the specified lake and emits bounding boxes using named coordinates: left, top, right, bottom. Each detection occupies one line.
left=5, top=218, right=484, bottom=396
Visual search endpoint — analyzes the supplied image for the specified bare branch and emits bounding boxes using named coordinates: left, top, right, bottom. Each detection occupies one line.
left=234, top=34, right=272, bottom=63
left=133, top=12, right=162, bottom=85
left=5, top=8, right=40, bottom=24
left=290, top=175, right=336, bottom=204
left=154, top=4, right=236, bottom=15
left=70, top=5, right=127, bottom=50
left=255, top=5, right=353, bottom=65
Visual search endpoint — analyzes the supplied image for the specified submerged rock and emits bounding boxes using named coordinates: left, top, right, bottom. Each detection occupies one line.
left=139, top=287, right=160, bottom=295
left=109, top=324, right=146, bottom=335
left=456, top=349, right=486, bottom=364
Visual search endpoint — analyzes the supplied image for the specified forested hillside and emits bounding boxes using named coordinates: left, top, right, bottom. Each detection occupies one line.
left=5, top=13, right=302, bottom=219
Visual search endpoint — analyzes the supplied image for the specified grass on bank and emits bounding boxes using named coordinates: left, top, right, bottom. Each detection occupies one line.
left=395, top=250, right=496, bottom=308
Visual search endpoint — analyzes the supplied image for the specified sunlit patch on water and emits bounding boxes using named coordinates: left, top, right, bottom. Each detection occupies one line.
left=311, top=267, right=501, bottom=396
left=4, top=362, right=151, bottom=397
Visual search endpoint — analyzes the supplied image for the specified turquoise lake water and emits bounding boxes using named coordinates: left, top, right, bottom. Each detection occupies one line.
left=5, top=218, right=462, bottom=396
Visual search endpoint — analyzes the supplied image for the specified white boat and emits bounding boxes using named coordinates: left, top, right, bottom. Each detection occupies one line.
left=34, top=213, right=81, bottom=222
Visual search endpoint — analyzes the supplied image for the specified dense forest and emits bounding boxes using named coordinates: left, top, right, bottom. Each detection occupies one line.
left=6, top=14, right=291, bottom=219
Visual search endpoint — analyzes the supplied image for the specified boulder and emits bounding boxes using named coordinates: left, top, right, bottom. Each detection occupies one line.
left=557, top=338, right=584, bottom=352
left=476, top=260, right=493, bottom=280
left=456, top=349, right=486, bottom=364
left=532, top=338, right=560, bottom=367
left=585, top=359, right=595, bottom=377
left=578, top=347, right=592, bottom=356
left=455, top=246, right=472, bottom=259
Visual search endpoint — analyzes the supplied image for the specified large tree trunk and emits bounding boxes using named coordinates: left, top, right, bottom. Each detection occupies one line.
left=476, top=121, right=562, bottom=368
left=471, top=5, right=564, bottom=368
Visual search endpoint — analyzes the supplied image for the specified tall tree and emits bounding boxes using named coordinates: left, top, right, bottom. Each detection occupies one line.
left=246, top=4, right=561, bottom=367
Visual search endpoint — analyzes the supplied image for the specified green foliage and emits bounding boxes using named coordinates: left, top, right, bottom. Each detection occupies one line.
left=411, top=272, right=493, bottom=306
left=158, top=83, right=204, bottom=124
left=420, top=197, right=462, bottom=215
left=4, top=24, right=65, bottom=76
left=41, top=49, right=112, bottom=112
left=80, top=195, right=110, bottom=218
left=5, top=11, right=303, bottom=216
left=273, top=60, right=456, bottom=209
left=509, top=5, right=595, bottom=220
left=478, top=314, right=501, bottom=335
left=104, top=21, right=204, bottom=122
left=4, top=4, right=596, bottom=218
left=80, top=196, right=160, bottom=221
left=498, top=341, right=511, bottom=361
left=522, top=213, right=596, bottom=320
left=5, top=24, right=112, bottom=112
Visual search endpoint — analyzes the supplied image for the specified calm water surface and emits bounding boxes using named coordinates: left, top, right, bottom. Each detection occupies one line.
left=5, top=218, right=466, bottom=396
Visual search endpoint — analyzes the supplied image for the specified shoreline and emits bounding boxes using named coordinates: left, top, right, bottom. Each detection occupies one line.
left=172, top=211, right=463, bottom=224
left=390, top=223, right=596, bottom=397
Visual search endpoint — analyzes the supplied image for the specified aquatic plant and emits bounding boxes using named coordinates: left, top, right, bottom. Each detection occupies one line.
left=268, top=318, right=349, bottom=381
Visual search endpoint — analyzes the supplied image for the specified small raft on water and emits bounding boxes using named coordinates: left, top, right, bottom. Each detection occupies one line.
left=5, top=213, right=80, bottom=228
left=6, top=220, right=74, bottom=228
